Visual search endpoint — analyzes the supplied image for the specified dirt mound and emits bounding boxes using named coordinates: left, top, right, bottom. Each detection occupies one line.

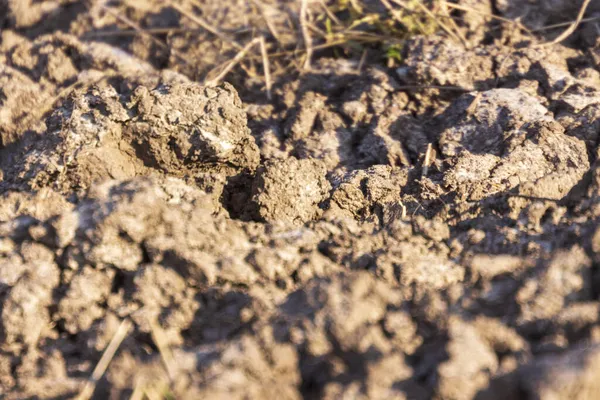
left=2, top=1, right=600, bottom=399
left=438, top=89, right=589, bottom=202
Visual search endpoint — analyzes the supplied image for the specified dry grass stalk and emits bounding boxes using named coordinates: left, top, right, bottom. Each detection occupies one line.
left=422, top=143, right=434, bottom=177
left=532, top=15, right=600, bottom=32
left=205, top=37, right=261, bottom=86
left=544, top=0, right=592, bottom=45
left=307, top=20, right=328, bottom=39
left=406, top=0, right=467, bottom=47
left=250, top=0, right=283, bottom=45
left=397, top=84, right=472, bottom=91
left=129, top=382, right=145, bottom=400
left=76, top=319, right=133, bottom=400
left=319, top=0, right=342, bottom=25
left=242, top=33, right=400, bottom=64
left=357, top=48, right=368, bottom=73
left=259, top=36, right=273, bottom=100
left=438, top=1, right=468, bottom=45
left=400, top=202, right=407, bottom=219
left=300, top=0, right=313, bottom=70
left=144, top=387, right=165, bottom=400
left=83, top=27, right=203, bottom=37
left=466, top=92, right=482, bottom=114
left=149, top=320, right=177, bottom=382
left=349, top=0, right=364, bottom=14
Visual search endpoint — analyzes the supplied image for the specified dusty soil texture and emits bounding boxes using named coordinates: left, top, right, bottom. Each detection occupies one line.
left=1, top=0, right=600, bottom=399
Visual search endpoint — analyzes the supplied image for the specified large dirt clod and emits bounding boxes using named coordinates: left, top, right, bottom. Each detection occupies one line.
left=251, top=157, right=331, bottom=225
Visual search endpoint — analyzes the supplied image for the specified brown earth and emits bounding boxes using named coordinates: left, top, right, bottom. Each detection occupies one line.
left=1, top=0, right=600, bottom=399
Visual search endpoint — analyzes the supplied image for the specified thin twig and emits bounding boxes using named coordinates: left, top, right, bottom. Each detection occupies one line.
left=332, top=29, right=405, bottom=42
left=494, top=51, right=515, bottom=88
left=246, top=33, right=399, bottom=67
left=171, top=2, right=242, bottom=50
left=83, top=27, right=203, bottom=37
left=307, top=21, right=328, bottom=39
left=380, top=0, right=427, bottom=36
left=422, top=143, right=434, bottom=177
left=249, top=0, right=283, bottom=45
left=211, top=33, right=399, bottom=75
left=532, top=15, right=600, bottom=32
left=144, top=387, right=164, bottom=400
left=349, top=0, right=364, bottom=14
left=205, top=37, right=261, bottom=86
left=259, top=36, right=273, bottom=101
left=239, top=60, right=259, bottom=78
left=300, top=0, right=313, bottom=70
left=410, top=0, right=465, bottom=45
left=129, top=382, right=145, bottom=400
left=319, top=0, right=342, bottom=25
left=397, top=84, right=473, bottom=91
left=149, top=320, right=177, bottom=382
left=357, top=49, right=368, bottom=74
left=466, top=92, right=483, bottom=114
left=543, top=0, right=592, bottom=46
left=76, top=319, right=132, bottom=400
left=438, top=0, right=468, bottom=46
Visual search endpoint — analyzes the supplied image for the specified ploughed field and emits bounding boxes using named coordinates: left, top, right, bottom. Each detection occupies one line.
left=1, top=0, right=600, bottom=398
